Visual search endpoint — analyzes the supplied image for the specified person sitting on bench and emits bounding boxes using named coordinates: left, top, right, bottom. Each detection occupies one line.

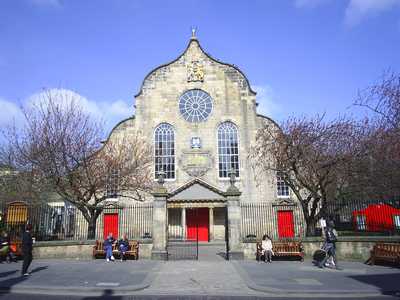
left=118, top=234, right=129, bottom=261
left=261, top=234, right=274, bottom=263
left=104, top=232, right=116, bottom=262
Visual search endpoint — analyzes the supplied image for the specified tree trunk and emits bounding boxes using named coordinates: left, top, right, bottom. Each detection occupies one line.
left=305, top=217, right=318, bottom=237
left=87, top=216, right=97, bottom=240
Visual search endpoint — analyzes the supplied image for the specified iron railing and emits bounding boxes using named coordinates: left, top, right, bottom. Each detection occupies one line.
left=240, top=198, right=400, bottom=239
left=0, top=201, right=153, bottom=241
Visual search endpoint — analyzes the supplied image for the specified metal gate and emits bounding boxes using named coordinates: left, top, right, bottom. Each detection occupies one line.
left=167, top=208, right=198, bottom=260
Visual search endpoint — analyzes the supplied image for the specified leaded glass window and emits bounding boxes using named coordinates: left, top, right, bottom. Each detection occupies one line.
left=179, top=89, right=213, bottom=123
left=154, top=123, right=175, bottom=179
left=217, top=122, right=239, bottom=178
left=277, top=172, right=290, bottom=198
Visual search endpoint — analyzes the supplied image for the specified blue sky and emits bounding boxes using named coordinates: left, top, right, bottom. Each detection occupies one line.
left=0, top=0, right=399, bottom=134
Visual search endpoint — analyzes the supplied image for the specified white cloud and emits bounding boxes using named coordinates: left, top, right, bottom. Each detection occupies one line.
left=0, top=98, right=25, bottom=128
left=105, top=100, right=132, bottom=119
left=253, top=85, right=281, bottom=118
left=345, top=0, right=400, bottom=26
left=2, top=89, right=132, bottom=135
left=27, top=89, right=103, bottom=120
left=294, top=0, right=331, bottom=8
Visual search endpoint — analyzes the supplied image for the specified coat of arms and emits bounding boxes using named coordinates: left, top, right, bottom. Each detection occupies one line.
left=187, top=61, right=204, bottom=82
left=179, top=149, right=213, bottom=177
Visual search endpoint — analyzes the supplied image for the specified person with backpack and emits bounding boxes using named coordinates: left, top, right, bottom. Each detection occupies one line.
left=318, top=220, right=340, bottom=270
left=21, top=224, right=34, bottom=276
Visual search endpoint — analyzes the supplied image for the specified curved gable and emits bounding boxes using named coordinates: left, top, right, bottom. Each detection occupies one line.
left=134, top=37, right=256, bottom=98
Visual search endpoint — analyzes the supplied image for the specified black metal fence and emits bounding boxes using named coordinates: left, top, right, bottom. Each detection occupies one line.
left=167, top=208, right=198, bottom=260
left=241, top=202, right=305, bottom=240
left=0, top=201, right=153, bottom=241
left=241, top=198, right=400, bottom=239
left=324, top=198, right=400, bottom=236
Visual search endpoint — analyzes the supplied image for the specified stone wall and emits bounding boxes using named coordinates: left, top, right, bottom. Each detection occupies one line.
left=106, top=37, right=280, bottom=204
left=33, top=241, right=94, bottom=260
left=33, top=240, right=153, bottom=260
left=243, top=236, right=400, bottom=261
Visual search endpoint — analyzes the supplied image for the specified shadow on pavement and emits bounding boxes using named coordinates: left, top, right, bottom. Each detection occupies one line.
left=30, top=266, right=48, bottom=274
left=0, top=265, right=48, bottom=298
left=82, top=289, right=123, bottom=300
left=349, top=273, right=400, bottom=296
left=0, top=271, right=17, bottom=279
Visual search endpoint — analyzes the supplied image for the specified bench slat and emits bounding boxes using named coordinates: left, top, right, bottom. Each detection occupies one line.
left=93, top=240, right=139, bottom=260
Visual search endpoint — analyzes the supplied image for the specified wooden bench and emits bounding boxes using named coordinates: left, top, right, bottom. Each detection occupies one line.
left=367, top=242, right=400, bottom=266
left=256, top=240, right=304, bottom=261
left=93, top=240, right=139, bottom=260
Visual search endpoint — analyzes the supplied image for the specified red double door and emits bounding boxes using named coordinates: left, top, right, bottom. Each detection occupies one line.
left=186, top=208, right=209, bottom=242
left=277, top=210, right=295, bottom=238
left=103, top=213, right=119, bottom=240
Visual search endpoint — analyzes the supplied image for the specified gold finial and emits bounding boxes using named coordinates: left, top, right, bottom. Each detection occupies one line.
left=191, top=27, right=197, bottom=39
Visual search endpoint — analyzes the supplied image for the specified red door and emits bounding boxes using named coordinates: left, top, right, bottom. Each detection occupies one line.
left=277, top=210, right=295, bottom=238
left=186, top=208, right=209, bottom=242
left=103, top=213, right=119, bottom=240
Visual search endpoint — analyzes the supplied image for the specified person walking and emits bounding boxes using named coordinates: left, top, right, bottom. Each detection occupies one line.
left=261, top=234, right=274, bottom=263
left=318, top=221, right=340, bottom=270
left=21, top=224, right=34, bottom=276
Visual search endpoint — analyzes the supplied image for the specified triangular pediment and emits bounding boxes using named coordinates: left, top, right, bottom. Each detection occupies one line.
left=272, top=198, right=296, bottom=206
left=168, top=179, right=226, bottom=201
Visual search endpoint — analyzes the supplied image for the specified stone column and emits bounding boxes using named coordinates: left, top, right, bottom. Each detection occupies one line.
left=151, top=185, right=169, bottom=260
left=209, top=207, right=214, bottom=241
left=226, top=185, right=244, bottom=260
left=181, top=207, right=186, bottom=239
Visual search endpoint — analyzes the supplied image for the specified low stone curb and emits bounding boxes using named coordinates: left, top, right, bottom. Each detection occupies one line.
left=0, top=283, right=149, bottom=296
left=0, top=271, right=155, bottom=296
left=231, top=261, right=400, bottom=297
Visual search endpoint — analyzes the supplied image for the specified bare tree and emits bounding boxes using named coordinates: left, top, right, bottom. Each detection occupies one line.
left=355, top=71, right=400, bottom=130
left=250, top=115, right=361, bottom=236
left=352, top=72, right=400, bottom=201
left=4, top=90, right=153, bottom=239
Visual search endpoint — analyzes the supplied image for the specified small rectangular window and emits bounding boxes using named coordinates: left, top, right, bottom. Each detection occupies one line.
left=356, top=215, right=366, bottom=231
left=394, top=215, right=400, bottom=229
left=277, top=172, right=290, bottom=198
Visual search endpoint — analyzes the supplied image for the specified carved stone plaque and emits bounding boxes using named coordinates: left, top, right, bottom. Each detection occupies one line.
left=187, top=60, right=204, bottom=82
left=179, top=149, right=213, bottom=177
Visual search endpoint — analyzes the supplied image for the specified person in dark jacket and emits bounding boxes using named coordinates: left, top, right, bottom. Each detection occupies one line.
left=118, top=234, right=129, bottom=261
left=104, top=232, right=115, bottom=262
left=318, top=221, right=340, bottom=269
left=21, top=224, right=34, bottom=276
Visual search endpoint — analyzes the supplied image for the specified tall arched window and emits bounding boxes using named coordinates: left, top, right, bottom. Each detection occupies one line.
left=154, top=123, right=175, bottom=179
left=217, top=121, right=239, bottom=178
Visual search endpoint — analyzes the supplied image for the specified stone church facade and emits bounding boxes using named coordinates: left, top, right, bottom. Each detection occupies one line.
left=104, top=33, right=299, bottom=248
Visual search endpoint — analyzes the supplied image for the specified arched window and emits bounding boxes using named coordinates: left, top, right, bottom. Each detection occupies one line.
left=154, top=123, right=175, bottom=179
left=217, top=121, right=239, bottom=178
